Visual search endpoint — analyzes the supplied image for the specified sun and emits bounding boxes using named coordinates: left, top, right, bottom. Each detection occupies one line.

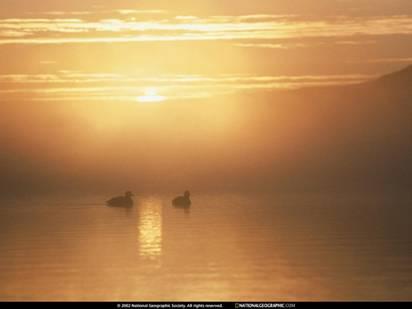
left=137, top=88, right=166, bottom=103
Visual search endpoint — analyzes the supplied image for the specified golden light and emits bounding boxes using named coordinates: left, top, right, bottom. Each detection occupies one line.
left=137, top=198, right=163, bottom=261
left=137, top=87, right=166, bottom=103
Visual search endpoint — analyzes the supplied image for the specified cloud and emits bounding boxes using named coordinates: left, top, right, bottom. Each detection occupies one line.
left=0, top=72, right=375, bottom=102
left=335, top=40, right=377, bottom=45
left=234, top=43, right=307, bottom=49
left=0, top=30, right=31, bottom=38
left=0, top=14, right=411, bottom=45
left=30, top=11, right=93, bottom=16
left=116, top=9, right=167, bottom=15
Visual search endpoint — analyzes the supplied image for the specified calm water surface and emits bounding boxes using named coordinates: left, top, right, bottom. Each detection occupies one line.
left=0, top=193, right=411, bottom=301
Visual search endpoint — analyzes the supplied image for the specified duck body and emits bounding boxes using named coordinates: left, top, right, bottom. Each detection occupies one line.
left=107, top=191, right=134, bottom=207
left=172, top=191, right=191, bottom=207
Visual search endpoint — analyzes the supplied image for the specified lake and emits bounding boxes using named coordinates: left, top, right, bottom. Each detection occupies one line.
left=0, top=193, right=411, bottom=301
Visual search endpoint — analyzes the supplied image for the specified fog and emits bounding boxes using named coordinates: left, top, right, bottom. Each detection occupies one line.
left=1, top=68, right=411, bottom=197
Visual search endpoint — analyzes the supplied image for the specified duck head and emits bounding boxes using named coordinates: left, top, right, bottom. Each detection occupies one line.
left=184, top=191, right=190, bottom=198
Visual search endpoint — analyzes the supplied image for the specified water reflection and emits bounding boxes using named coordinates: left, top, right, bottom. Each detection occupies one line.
left=137, top=198, right=163, bottom=260
left=173, top=203, right=191, bottom=214
left=0, top=194, right=411, bottom=301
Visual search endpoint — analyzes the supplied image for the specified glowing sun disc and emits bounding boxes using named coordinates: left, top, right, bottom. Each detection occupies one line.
left=137, top=88, right=166, bottom=103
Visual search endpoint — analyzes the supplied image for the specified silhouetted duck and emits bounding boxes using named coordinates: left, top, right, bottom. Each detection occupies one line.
left=172, top=191, right=191, bottom=207
left=107, top=191, right=134, bottom=207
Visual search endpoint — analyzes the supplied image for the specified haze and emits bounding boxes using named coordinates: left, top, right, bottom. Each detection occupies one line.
left=1, top=0, right=411, bottom=196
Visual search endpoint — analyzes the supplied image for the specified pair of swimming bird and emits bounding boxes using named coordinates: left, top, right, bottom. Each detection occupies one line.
left=106, top=191, right=191, bottom=207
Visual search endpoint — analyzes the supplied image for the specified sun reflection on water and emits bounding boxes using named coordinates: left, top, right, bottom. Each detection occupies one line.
left=137, top=198, right=163, bottom=261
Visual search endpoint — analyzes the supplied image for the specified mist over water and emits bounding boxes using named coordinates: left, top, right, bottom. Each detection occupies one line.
left=1, top=81, right=411, bottom=197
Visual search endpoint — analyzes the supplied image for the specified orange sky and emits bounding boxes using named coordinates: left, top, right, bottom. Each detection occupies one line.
left=0, top=0, right=412, bottom=103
